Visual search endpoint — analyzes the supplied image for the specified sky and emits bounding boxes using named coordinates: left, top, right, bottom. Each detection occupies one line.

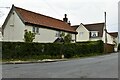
left=0, top=0, right=119, bottom=32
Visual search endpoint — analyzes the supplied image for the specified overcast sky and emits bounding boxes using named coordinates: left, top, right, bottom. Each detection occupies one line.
left=0, top=0, right=119, bottom=32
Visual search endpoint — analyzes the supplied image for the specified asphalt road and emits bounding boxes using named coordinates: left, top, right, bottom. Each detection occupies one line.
left=2, top=53, right=118, bottom=78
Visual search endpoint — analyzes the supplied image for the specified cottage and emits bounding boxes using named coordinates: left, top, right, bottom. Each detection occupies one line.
left=72, top=23, right=119, bottom=52
left=72, top=23, right=104, bottom=42
left=2, top=5, right=77, bottom=43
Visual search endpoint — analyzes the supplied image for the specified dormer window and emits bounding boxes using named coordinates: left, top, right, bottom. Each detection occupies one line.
left=91, top=31, right=98, bottom=37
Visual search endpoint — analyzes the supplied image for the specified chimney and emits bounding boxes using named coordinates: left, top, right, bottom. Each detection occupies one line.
left=68, top=21, right=71, bottom=25
left=63, top=14, right=68, bottom=23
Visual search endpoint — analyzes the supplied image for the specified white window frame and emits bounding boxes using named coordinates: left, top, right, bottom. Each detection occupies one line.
left=32, top=27, right=39, bottom=34
left=91, top=31, right=98, bottom=37
left=55, top=31, right=60, bottom=37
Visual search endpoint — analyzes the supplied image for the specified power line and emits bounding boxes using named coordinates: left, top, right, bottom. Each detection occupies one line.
left=0, top=7, right=10, bottom=9
left=0, top=6, right=10, bottom=18
left=43, top=0, right=62, bottom=18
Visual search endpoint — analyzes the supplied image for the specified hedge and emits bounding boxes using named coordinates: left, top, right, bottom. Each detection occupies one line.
left=2, top=40, right=104, bottom=60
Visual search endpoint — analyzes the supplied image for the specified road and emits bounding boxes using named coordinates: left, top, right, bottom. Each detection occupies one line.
left=2, top=53, right=118, bottom=78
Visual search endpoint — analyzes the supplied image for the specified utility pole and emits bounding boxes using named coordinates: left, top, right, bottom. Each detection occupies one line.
left=104, top=12, right=107, bottom=53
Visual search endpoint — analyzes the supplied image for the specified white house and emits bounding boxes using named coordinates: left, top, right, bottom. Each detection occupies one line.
left=2, top=5, right=77, bottom=43
left=72, top=23, right=119, bottom=51
left=107, top=32, right=119, bottom=52
left=72, top=23, right=104, bottom=42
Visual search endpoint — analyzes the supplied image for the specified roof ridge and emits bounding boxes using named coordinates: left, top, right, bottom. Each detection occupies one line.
left=71, top=25, right=79, bottom=27
left=108, top=32, right=118, bottom=33
left=14, top=6, right=66, bottom=24
left=13, top=5, right=77, bottom=33
left=83, top=22, right=105, bottom=26
left=108, top=32, right=118, bottom=37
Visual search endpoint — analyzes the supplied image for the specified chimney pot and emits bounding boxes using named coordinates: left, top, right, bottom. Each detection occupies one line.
left=63, top=14, right=68, bottom=23
left=68, top=21, right=71, bottom=25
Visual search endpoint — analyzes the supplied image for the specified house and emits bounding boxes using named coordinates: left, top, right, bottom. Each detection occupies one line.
left=2, top=5, right=77, bottom=43
left=72, top=23, right=119, bottom=52
left=107, top=32, right=119, bottom=52
left=72, top=23, right=104, bottom=42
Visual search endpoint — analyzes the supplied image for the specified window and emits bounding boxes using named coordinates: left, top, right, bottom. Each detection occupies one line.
left=80, top=32, right=84, bottom=37
left=32, top=27, right=35, bottom=33
left=56, top=31, right=60, bottom=37
left=32, top=27, right=39, bottom=34
left=36, top=27, right=39, bottom=33
left=91, top=31, right=98, bottom=37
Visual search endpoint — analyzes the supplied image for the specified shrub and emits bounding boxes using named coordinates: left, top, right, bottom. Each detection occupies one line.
left=64, top=34, right=72, bottom=43
left=24, top=30, right=35, bottom=42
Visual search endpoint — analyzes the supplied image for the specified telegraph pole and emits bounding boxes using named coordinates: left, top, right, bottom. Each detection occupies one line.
left=104, top=12, right=107, bottom=53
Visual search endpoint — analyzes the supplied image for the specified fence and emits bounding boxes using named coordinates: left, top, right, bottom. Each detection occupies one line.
left=104, top=43, right=114, bottom=53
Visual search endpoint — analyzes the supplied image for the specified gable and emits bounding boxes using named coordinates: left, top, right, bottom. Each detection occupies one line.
left=83, top=23, right=104, bottom=37
left=76, top=23, right=89, bottom=32
left=2, top=5, right=25, bottom=30
left=2, top=6, right=14, bottom=30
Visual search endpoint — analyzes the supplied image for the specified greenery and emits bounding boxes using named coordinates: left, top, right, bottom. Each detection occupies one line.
left=64, top=34, right=72, bottom=43
left=24, top=30, right=35, bottom=42
left=60, top=32, right=65, bottom=38
left=59, top=32, right=72, bottom=43
left=2, top=40, right=104, bottom=60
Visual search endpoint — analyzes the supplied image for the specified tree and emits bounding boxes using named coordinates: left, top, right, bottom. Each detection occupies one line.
left=59, top=32, right=72, bottom=43
left=64, top=33, right=72, bottom=43
left=60, top=32, right=65, bottom=38
left=24, top=30, right=35, bottom=42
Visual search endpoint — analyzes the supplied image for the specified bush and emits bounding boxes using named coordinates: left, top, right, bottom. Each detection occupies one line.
left=24, top=30, right=35, bottom=42
left=2, top=40, right=104, bottom=60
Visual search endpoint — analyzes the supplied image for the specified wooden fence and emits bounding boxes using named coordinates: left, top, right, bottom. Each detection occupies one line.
left=104, top=43, right=115, bottom=53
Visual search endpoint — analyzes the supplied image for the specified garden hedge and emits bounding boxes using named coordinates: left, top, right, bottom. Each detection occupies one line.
left=2, top=40, right=104, bottom=60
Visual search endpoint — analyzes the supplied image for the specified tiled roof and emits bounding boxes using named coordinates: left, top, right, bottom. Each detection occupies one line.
left=71, top=25, right=79, bottom=30
left=108, top=32, right=118, bottom=38
left=83, top=23, right=104, bottom=37
left=14, top=6, right=77, bottom=33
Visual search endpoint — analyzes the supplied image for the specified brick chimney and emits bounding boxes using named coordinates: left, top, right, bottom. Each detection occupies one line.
left=63, top=14, right=68, bottom=23
left=68, top=21, right=71, bottom=25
